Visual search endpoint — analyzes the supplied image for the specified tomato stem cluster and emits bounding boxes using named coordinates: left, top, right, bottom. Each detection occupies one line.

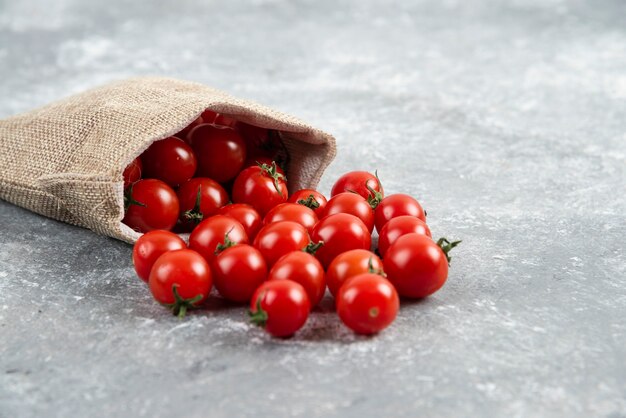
left=436, top=237, right=462, bottom=264
left=124, top=184, right=146, bottom=211
left=248, top=296, right=268, bottom=327
left=259, top=162, right=287, bottom=197
left=165, top=285, right=204, bottom=319
left=214, top=229, right=237, bottom=255
left=182, top=185, right=205, bottom=225
left=303, top=241, right=324, bottom=255
left=297, top=194, right=320, bottom=210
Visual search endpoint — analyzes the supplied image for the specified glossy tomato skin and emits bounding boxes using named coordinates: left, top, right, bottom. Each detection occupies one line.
left=374, top=194, right=426, bottom=233
left=331, top=171, right=383, bottom=200
left=176, top=178, right=229, bottom=231
left=326, top=249, right=383, bottom=297
left=141, top=136, right=197, bottom=188
left=268, top=252, right=326, bottom=307
left=288, top=189, right=327, bottom=217
left=232, top=165, right=288, bottom=216
left=123, top=157, right=142, bottom=188
left=176, top=115, right=204, bottom=141
left=383, top=233, right=448, bottom=298
left=212, top=245, right=268, bottom=303
left=202, top=110, right=238, bottom=128
left=337, top=273, right=399, bottom=335
left=123, top=179, right=180, bottom=233
left=378, top=216, right=432, bottom=257
left=188, top=215, right=248, bottom=264
left=310, top=213, right=372, bottom=268
left=323, top=192, right=375, bottom=233
left=217, top=204, right=263, bottom=240
left=249, top=280, right=310, bottom=338
left=253, top=221, right=310, bottom=267
left=188, top=124, right=246, bottom=183
left=133, top=230, right=186, bottom=283
left=148, top=249, right=212, bottom=316
left=264, top=203, right=318, bottom=235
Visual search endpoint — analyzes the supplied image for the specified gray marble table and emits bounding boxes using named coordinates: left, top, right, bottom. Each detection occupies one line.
left=1, top=1, right=625, bottom=417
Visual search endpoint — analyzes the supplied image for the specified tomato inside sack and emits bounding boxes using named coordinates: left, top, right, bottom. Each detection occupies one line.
left=188, top=215, right=249, bottom=264
left=140, top=136, right=197, bottom=188
left=175, top=115, right=204, bottom=142
left=212, top=244, right=268, bottom=303
left=123, top=157, right=142, bottom=188
left=336, top=273, right=399, bottom=335
left=123, top=179, right=179, bottom=233
left=249, top=280, right=310, bottom=338
left=176, top=178, right=229, bottom=232
left=133, top=230, right=187, bottom=283
left=188, top=123, right=247, bottom=183
left=268, top=251, right=326, bottom=307
left=326, top=249, right=384, bottom=297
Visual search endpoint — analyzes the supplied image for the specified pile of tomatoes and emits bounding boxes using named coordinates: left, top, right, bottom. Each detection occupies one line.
left=126, top=111, right=460, bottom=338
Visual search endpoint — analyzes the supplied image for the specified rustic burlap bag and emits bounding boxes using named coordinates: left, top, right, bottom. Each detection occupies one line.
left=0, top=77, right=336, bottom=243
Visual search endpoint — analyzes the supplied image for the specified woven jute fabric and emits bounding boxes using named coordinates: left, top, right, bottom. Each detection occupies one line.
left=0, top=77, right=337, bottom=243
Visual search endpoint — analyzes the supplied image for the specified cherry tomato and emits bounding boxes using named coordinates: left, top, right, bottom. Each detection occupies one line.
left=175, top=115, right=204, bottom=141
left=212, top=244, right=268, bottom=303
left=288, top=189, right=327, bottom=217
left=331, top=171, right=384, bottom=204
left=310, top=213, right=372, bottom=268
left=383, top=233, right=460, bottom=298
left=326, top=249, right=384, bottom=297
left=264, top=203, right=318, bottom=235
left=188, top=124, right=246, bottom=183
left=268, top=252, right=326, bottom=307
left=217, top=203, right=263, bottom=240
left=123, top=157, right=142, bottom=188
left=232, top=162, right=288, bottom=216
left=176, top=178, right=229, bottom=232
left=148, top=249, right=212, bottom=318
left=378, top=216, right=432, bottom=257
left=140, top=136, right=197, bottom=188
left=337, top=273, right=399, bottom=335
left=253, top=221, right=311, bottom=267
left=249, top=280, right=310, bottom=338
left=132, top=230, right=187, bottom=283
left=123, top=179, right=179, bottom=233
left=189, top=215, right=248, bottom=264
left=323, top=192, right=375, bottom=233
left=202, top=110, right=238, bottom=128
left=374, top=194, right=426, bottom=233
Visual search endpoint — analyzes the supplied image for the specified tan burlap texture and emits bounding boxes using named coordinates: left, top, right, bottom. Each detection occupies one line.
left=0, top=77, right=336, bottom=243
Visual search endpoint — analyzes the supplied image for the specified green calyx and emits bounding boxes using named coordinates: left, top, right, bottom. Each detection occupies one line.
left=214, top=228, right=237, bottom=255
left=367, top=257, right=386, bottom=277
left=259, top=161, right=287, bottom=197
left=436, top=237, right=462, bottom=265
left=296, top=194, right=320, bottom=210
left=365, top=170, right=384, bottom=209
left=249, top=296, right=268, bottom=327
left=165, top=285, right=204, bottom=319
left=182, top=185, right=204, bottom=225
left=124, top=184, right=146, bottom=211
left=303, top=241, right=324, bottom=255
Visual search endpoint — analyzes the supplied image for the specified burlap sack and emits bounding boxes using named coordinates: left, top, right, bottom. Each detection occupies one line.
left=0, top=77, right=336, bottom=243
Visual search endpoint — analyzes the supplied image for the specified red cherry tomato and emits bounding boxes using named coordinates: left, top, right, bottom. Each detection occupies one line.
left=326, top=249, right=384, bottom=297
left=288, top=189, right=327, bottom=217
left=123, top=157, right=142, bottom=188
left=253, top=221, right=311, bottom=267
left=188, top=123, right=247, bottom=183
left=310, top=213, right=372, bottom=268
left=264, top=203, right=318, bottom=235
left=383, top=234, right=460, bottom=298
left=132, top=230, right=186, bottom=283
left=212, top=244, right=268, bottom=303
left=378, top=216, right=432, bottom=257
left=268, top=252, right=326, bottom=307
left=176, top=178, right=229, bottom=232
left=232, top=163, right=288, bottom=216
left=140, top=136, right=197, bottom=188
left=331, top=171, right=384, bottom=203
left=323, top=192, right=375, bottom=233
left=148, top=249, right=212, bottom=318
left=374, top=194, right=426, bottom=233
left=175, top=115, right=204, bottom=141
left=188, top=215, right=248, bottom=264
left=217, top=204, right=263, bottom=240
left=249, top=280, right=310, bottom=338
left=337, top=273, right=399, bottom=335
left=123, top=179, right=179, bottom=233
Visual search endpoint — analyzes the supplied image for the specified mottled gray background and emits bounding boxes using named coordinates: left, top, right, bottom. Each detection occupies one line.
left=1, top=0, right=625, bottom=417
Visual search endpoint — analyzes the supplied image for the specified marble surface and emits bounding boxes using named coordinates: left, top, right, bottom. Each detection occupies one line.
left=1, top=0, right=625, bottom=417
